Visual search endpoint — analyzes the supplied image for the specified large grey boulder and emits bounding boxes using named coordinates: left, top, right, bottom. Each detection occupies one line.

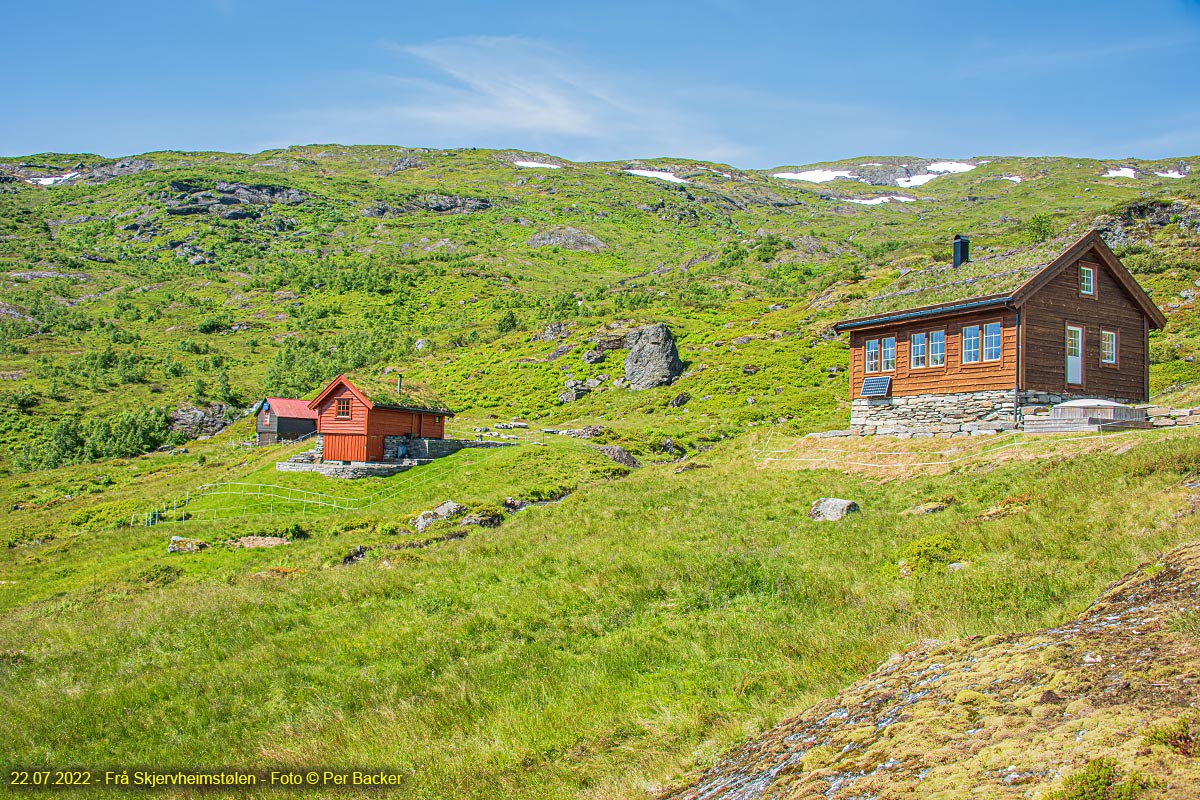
left=527, top=226, right=606, bottom=252
left=623, top=323, right=683, bottom=390
left=808, top=498, right=860, bottom=521
left=597, top=445, right=639, bottom=468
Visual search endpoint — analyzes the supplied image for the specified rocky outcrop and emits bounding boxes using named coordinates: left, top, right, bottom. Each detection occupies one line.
left=167, top=536, right=207, bottom=554
left=362, top=193, right=491, bottom=217
left=526, top=226, right=606, bottom=252
left=412, top=501, right=467, bottom=533
left=624, top=323, right=683, bottom=390
left=661, top=542, right=1200, bottom=799
left=808, top=498, right=859, bottom=521
left=169, top=403, right=231, bottom=438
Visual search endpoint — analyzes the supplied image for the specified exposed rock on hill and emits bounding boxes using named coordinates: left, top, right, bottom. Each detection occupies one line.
left=661, top=541, right=1200, bottom=799
left=168, top=403, right=231, bottom=438
left=527, top=226, right=606, bottom=252
left=624, top=323, right=683, bottom=390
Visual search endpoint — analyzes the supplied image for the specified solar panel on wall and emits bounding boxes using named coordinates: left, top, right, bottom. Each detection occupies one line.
left=860, top=376, right=892, bottom=397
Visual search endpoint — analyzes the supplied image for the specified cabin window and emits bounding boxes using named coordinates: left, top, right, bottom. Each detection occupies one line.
left=983, top=322, right=1002, bottom=361
left=1101, top=329, right=1117, bottom=364
left=962, top=325, right=981, bottom=363
left=910, top=333, right=927, bottom=368
left=1080, top=265, right=1094, bottom=296
left=335, top=398, right=351, bottom=418
left=864, top=339, right=880, bottom=373
left=881, top=337, right=896, bottom=371
left=930, top=330, right=946, bottom=367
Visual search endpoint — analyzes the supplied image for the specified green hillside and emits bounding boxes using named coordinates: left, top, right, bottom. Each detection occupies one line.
left=2, top=147, right=1200, bottom=798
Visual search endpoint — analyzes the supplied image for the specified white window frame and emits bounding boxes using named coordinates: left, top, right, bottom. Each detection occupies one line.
left=910, top=332, right=927, bottom=368
left=1101, top=329, right=1117, bottom=364
left=881, top=337, right=896, bottom=372
left=1080, top=265, right=1094, bottom=296
left=983, top=322, right=1002, bottom=362
left=865, top=339, right=880, bottom=373
left=930, top=330, right=946, bottom=367
left=962, top=325, right=981, bottom=364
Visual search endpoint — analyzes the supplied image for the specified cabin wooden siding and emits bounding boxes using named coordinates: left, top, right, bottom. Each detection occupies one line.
left=847, top=309, right=1018, bottom=399
left=1019, top=254, right=1149, bottom=401
left=367, top=408, right=446, bottom=439
left=314, top=384, right=367, bottom=434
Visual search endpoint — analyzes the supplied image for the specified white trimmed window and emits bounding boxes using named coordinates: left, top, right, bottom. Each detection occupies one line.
left=962, top=325, right=981, bottom=363
left=1101, top=329, right=1117, bottom=364
left=930, top=330, right=946, bottom=367
left=882, top=337, right=896, bottom=371
left=910, top=332, right=927, bottom=368
left=1080, top=265, right=1094, bottom=296
left=865, top=339, right=880, bottom=372
left=983, top=322, right=1002, bottom=361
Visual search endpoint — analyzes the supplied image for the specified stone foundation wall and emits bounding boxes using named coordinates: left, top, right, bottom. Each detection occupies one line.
left=405, top=437, right=515, bottom=459
left=849, top=390, right=1135, bottom=437
left=275, top=461, right=413, bottom=479
left=314, top=434, right=323, bottom=459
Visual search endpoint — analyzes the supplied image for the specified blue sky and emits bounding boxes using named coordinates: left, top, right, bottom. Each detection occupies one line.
left=4, top=0, right=1200, bottom=167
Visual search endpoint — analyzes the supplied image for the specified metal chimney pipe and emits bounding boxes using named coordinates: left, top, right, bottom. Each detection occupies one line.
left=396, top=374, right=403, bottom=393
left=953, top=234, right=970, bottom=267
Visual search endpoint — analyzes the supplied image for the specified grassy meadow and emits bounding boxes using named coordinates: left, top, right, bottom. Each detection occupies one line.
left=2, top=424, right=1199, bottom=798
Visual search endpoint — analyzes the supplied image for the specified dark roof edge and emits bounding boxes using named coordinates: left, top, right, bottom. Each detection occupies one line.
left=374, top=404, right=456, bottom=417
left=834, top=296, right=1013, bottom=331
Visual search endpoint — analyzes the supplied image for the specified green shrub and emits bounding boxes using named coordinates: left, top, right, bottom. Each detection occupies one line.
left=901, top=533, right=963, bottom=573
left=1045, top=758, right=1152, bottom=800
left=1144, top=715, right=1198, bottom=756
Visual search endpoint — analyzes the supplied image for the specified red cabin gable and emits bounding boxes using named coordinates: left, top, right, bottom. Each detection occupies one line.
left=307, top=375, right=453, bottom=463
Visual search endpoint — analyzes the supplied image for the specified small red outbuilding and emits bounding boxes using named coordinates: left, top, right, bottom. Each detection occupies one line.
left=308, top=375, right=454, bottom=463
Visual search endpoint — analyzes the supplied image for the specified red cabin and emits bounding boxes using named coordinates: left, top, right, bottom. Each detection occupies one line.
left=308, top=375, right=454, bottom=463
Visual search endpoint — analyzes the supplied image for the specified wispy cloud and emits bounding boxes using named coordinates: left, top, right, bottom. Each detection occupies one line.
left=278, top=36, right=747, bottom=162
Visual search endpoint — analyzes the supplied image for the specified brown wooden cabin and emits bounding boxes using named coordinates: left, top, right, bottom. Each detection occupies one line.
left=308, top=375, right=454, bottom=463
left=834, top=230, right=1165, bottom=410
left=255, top=397, right=317, bottom=445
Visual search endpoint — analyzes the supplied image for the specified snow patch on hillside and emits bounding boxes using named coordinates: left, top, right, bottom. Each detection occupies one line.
left=896, top=174, right=939, bottom=188
left=28, top=172, right=80, bottom=186
left=700, top=167, right=732, bottom=178
left=927, top=161, right=976, bottom=174
left=513, top=161, right=561, bottom=169
left=1001, top=175, right=1023, bottom=183
left=1104, top=167, right=1137, bottom=179
left=842, top=195, right=917, bottom=205
left=625, top=169, right=689, bottom=184
left=1155, top=170, right=1186, bottom=179
left=773, top=169, right=858, bottom=183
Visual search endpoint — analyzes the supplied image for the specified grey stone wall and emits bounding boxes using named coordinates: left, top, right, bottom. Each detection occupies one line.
left=405, top=437, right=514, bottom=459
left=851, top=389, right=1145, bottom=437
left=314, top=434, right=323, bottom=459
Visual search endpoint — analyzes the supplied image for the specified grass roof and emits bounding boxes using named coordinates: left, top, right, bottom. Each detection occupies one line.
left=308, top=370, right=453, bottom=413
left=858, top=234, right=1079, bottom=315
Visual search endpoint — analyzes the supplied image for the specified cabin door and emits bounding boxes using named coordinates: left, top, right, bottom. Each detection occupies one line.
left=1065, top=325, right=1083, bottom=386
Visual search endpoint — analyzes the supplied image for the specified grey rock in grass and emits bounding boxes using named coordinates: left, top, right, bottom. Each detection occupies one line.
left=623, top=323, right=683, bottom=390
left=668, top=392, right=690, bottom=408
left=598, top=445, right=639, bottom=468
left=168, top=536, right=208, bottom=554
left=546, top=344, right=575, bottom=361
left=947, top=561, right=967, bottom=573
left=527, top=226, right=606, bottom=252
left=582, top=348, right=606, bottom=364
left=414, top=338, right=431, bottom=351
left=461, top=510, right=503, bottom=528
left=808, top=498, right=860, bottom=521
left=558, top=387, right=588, bottom=403
left=533, top=322, right=568, bottom=343
left=412, top=501, right=468, bottom=533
